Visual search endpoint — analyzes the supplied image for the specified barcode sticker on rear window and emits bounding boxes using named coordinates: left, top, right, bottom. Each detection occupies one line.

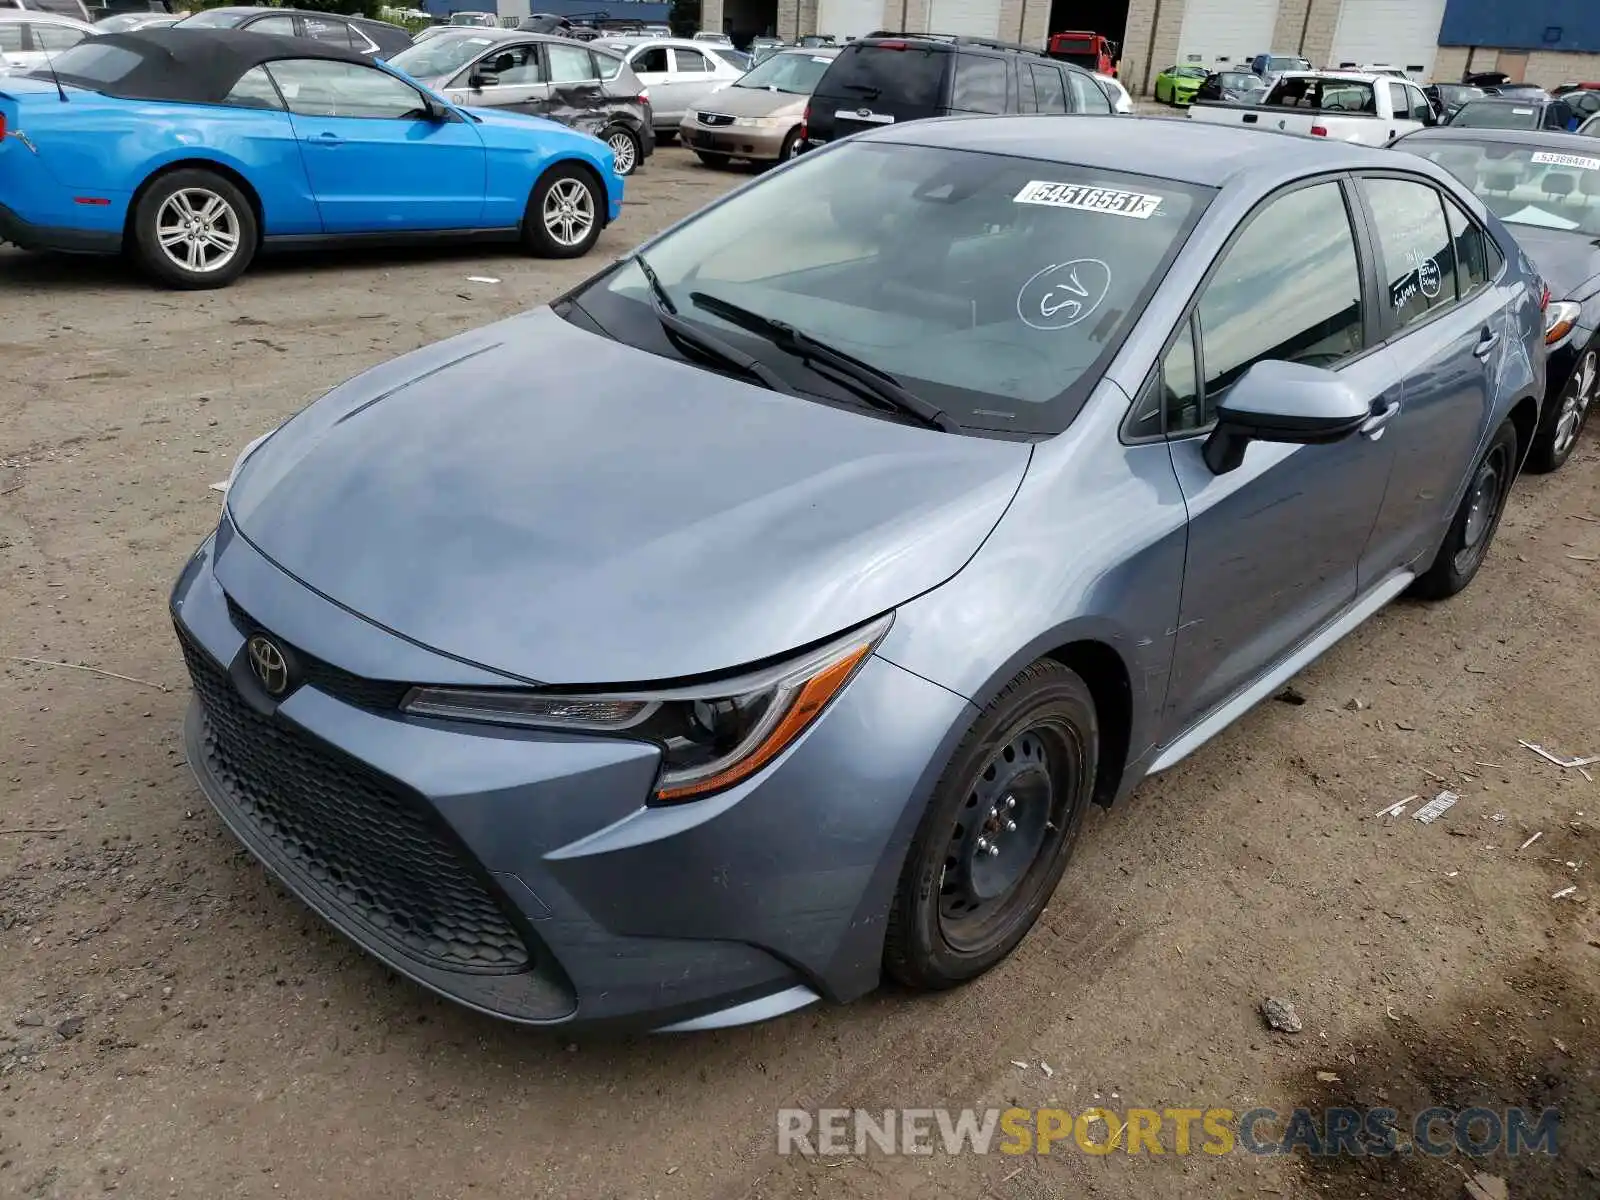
left=1013, top=181, right=1163, bottom=219
left=1532, top=150, right=1600, bottom=171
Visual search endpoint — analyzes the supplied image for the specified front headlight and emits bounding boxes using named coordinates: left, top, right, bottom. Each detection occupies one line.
left=403, top=614, right=892, bottom=804
left=1545, top=300, right=1582, bottom=347
left=733, top=115, right=781, bottom=127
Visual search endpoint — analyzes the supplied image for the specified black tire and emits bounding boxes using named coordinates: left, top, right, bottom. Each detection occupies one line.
left=776, top=129, right=801, bottom=163
left=884, top=660, right=1098, bottom=991
left=130, top=168, right=256, bottom=290
left=520, top=163, right=603, bottom=259
left=601, top=126, right=641, bottom=176
left=1524, top=345, right=1597, bottom=474
left=694, top=150, right=730, bottom=168
left=1410, top=418, right=1519, bottom=600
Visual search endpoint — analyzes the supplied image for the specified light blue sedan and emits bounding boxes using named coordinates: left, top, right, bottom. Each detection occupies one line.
left=0, top=27, right=623, bottom=287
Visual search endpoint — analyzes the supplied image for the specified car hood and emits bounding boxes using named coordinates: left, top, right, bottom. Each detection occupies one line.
left=1510, top=223, right=1600, bottom=302
left=695, top=84, right=807, bottom=118
left=225, top=308, right=1031, bottom=685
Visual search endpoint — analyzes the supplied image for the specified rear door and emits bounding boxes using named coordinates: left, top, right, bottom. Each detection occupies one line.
left=269, top=58, right=486, bottom=232
left=543, top=41, right=610, bottom=135
left=808, top=42, right=951, bottom=141
left=1350, top=173, right=1507, bottom=580
left=948, top=52, right=1009, bottom=115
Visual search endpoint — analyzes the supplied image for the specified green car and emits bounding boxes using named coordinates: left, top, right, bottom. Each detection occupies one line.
left=1154, top=65, right=1210, bottom=106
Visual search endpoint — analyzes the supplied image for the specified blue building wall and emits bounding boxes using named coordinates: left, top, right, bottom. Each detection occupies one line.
left=1439, top=0, right=1600, bottom=51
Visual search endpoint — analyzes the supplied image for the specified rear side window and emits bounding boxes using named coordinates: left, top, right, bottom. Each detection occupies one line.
left=951, top=54, right=1007, bottom=113
left=821, top=44, right=947, bottom=108
left=32, top=21, right=87, bottom=50
left=673, top=47, right=711, bottom=72
left=303, top=16, right=354, bottom=47
left=1441, top=194, right=1492, bottom=297
left=224, top=65, right=284, bottom=109
left=1197, top=181, right=1366, bottom=401
left=1027, top=62, right=1066, bottom=113
left=1362, top=177, right=1454, bottom=329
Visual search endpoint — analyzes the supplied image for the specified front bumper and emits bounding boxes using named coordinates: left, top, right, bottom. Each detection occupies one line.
left=171, top=523, right=972, bottom=1030
left=679, top=119, right=793, bottom=160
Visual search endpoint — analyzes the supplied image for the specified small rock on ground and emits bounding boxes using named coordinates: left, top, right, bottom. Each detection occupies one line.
left=1261, top=997, right=1303, bottom=1034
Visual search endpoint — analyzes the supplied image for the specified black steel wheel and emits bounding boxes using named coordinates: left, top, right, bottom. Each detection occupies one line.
left=1410, top=417, right=1519, bottom=600
left=885, top=660, right=1097, bottom=990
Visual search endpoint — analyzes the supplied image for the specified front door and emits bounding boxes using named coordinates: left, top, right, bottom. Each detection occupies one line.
left=445, top=42, right=551, bottom=118
left=1352, top=173, right=1507, bottom=581
left=270, top=59, right=486, bottom=232
left=1162, top=178, right=1396, bottom=740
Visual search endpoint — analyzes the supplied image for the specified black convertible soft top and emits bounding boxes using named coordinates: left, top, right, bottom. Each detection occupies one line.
left=41, top=28, right=376, bottom=103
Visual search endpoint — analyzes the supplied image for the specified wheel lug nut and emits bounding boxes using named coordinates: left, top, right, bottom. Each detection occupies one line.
left=1005, top=796, right=1016, bottom=809
left=1005, top=820, right=1017, bottom=832
left=975, top=837, right=989, bottom=851
left=988, top=845, right=1000, bottom=857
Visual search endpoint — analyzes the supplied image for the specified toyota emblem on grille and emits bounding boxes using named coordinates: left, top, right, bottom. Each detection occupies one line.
left=247, top=635, right=290, bottom=697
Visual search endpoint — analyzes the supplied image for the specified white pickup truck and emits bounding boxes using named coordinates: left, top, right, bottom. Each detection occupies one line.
left=1188, top=71, right=1438, bottom=146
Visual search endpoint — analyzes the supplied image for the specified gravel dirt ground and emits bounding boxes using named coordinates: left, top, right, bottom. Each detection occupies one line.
left=2, top=146, right=1599, bottom=1200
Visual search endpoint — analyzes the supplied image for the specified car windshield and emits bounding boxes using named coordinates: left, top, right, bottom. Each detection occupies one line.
left=1450, top=101, right=1544, bottom=128
left=1265, top=76, right=1376, bottom=112
left=176, top=8, right=246, bottom=26
left=1175, top=66, right=1207, bottom=78
left=733, top=49, right=833, bottom=93
left=388, top=34, right=500, bottom=79
left=1399, top=138, right=1600, bottom=235
left=568, top=141, right=1209, bottom=435
left=1267, top=57, right=1308, bottom=72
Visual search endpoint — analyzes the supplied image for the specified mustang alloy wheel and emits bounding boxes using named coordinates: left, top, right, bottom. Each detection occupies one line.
left=522, top=164, right=603, bottom=258
left=131, top=168, right=257, bottom=290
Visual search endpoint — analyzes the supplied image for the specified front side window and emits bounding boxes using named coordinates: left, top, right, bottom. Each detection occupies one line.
left=388, top=34, right=499, bottom=81
left=1028, top=62, right=1066, bottom=114
left=951, top=55, right=1008, bottom=113
left=548, top=42, right=598, bottom=83
left=267, top=59, right=430, bottom=119
left=673, top=47, right=710, bottom=73
left=1362, top=177, right=1454, bottom=330
left=571, top=141, right=1209, bottom=434
left=630, top=45, right=668, bottom=73
left=1442, top=194, right=1491, bottom=297
left=224, top=65, right=284, bottom=109
left=1066, top=69, right=1110, bottom=113
left=475, top=45, right=543, bottom=86
left=1162, top=317, right=1202, bottom=432
left=1198, top=181, right=1365, bottom=398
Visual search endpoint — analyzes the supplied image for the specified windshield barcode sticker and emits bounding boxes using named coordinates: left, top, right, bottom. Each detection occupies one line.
left=1531, top=150, right=1600, bottom=171
left=1013, top=181, right=1163, bottom=218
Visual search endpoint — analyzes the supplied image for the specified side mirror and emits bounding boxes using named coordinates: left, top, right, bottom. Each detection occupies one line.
left=1202, top=360, right=1372, bottom=475
left=469, top=70, right=499, bottom=89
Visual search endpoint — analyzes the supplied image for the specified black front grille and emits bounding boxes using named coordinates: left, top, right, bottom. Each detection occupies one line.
left=226, top=597, right=411, bottom=712
left=698, top=111, right=735, bottom=126
left=178, top=632, right=531, bottom=976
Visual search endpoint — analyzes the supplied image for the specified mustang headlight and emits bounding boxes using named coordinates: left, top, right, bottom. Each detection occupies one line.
left=403, top=614, right=892, bottom=803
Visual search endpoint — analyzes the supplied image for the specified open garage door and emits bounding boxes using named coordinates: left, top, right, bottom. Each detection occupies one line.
left=926, top=0, right=1000, bottom=40
left=817, top=0, right=883, bottom=40
left=1174, top=0, right=1275, bottom=72
left=1328, top=0, right=1447, bottom=79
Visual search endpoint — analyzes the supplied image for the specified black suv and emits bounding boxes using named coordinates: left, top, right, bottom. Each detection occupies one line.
left=803, top=34, right=1113, bottom=148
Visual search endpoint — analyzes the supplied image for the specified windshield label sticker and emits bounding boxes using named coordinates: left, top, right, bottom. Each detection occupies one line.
left=812, top=55, right=831, bottom=62
left=1016, top=259, right=1112, bottom=331
left=1013, top=181, right=1163, bottom=219
left=1531, top=150, right=1600, bottom=171
left=1411, top=249, right=1443, bottom=299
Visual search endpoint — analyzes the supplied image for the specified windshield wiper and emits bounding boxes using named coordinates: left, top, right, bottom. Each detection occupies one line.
left=687, top=290, right=957, bottom=432
left=630, top=253, right=796, bottom=395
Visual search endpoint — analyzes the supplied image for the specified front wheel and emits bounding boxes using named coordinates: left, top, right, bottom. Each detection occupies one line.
left=884, top=660, right=1097, bottom=990
left=602, top=126, right=641, bottom=176
left=130, top=168, right=256, bottom=290
left=521, top=164, right=603, bottom=258
left=1410, top=418, right=1519, bottom=600
left=1525, top=346, right=1596, bottom=473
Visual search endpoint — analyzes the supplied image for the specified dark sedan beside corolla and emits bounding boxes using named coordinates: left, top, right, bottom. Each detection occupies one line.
left=1394, top=127, right=1600, bottom=469
left=174, top=118, right=1547, bottom=1032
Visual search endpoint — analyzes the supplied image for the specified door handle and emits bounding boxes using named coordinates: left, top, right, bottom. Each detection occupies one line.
left=1360, top=399, right=1401, bottom=440
left=1472, top=328, right=1500, bottom=360
left=311, top=131, right=344, bottom=145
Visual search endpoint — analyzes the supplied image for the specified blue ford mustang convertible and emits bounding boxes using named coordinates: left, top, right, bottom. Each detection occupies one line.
left=0, top=29, right=624, bottom=288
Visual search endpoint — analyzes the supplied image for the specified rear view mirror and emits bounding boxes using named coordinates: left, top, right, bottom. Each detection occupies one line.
left=470, top=71, right=499, bottom=89
left=1203, top=360, right=1372, bottom=474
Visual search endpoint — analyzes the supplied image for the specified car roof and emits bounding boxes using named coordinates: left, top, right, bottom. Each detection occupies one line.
left=1458, top=95, right=1554, bottom=107
left=1394, top=126, right=1592, bottom=152
left=55, top=27, right=374, bottom=100
left=0, top=10, right=94, bottom=27
left=863, top=113, right=1402, bottom=187
left=599, top=35, right=715, bottom=48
